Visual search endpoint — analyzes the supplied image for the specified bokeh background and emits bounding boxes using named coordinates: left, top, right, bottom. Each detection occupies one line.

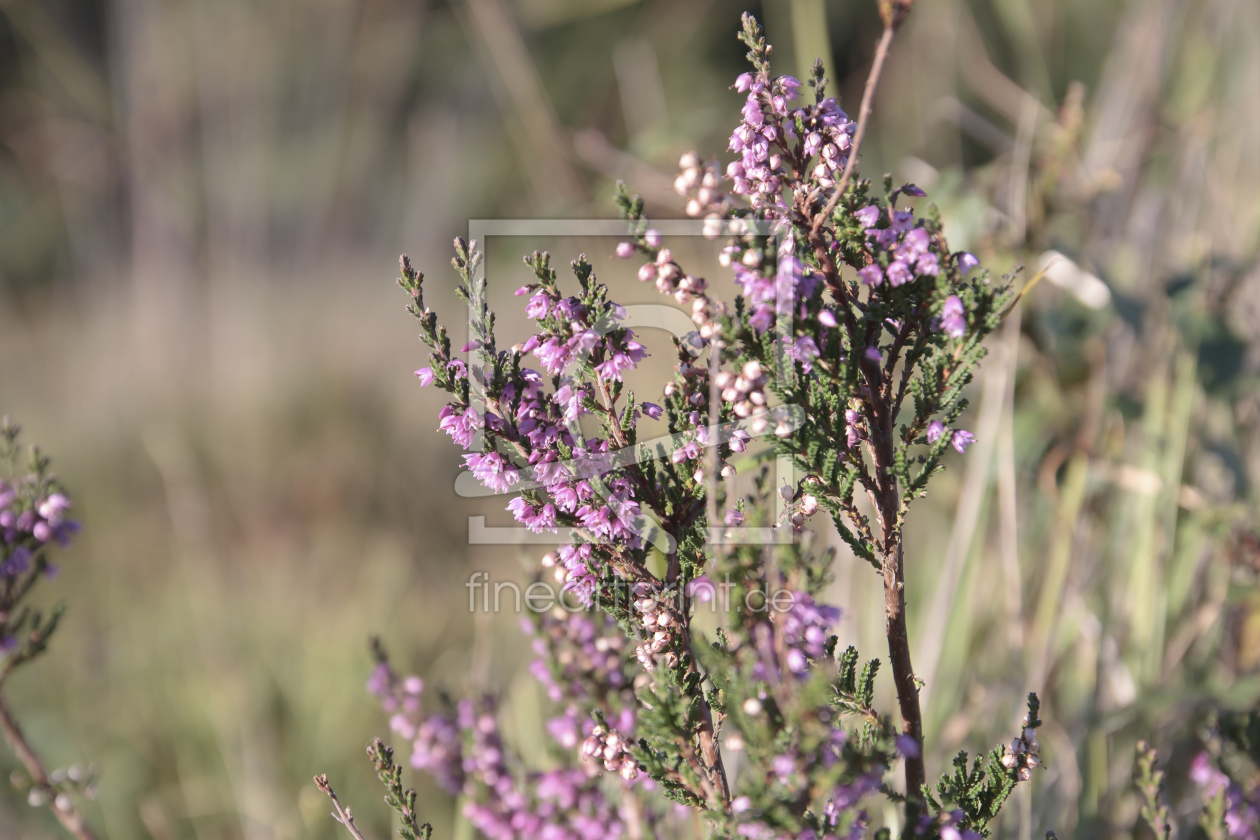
left=1, top=0, right=1258, bottom=837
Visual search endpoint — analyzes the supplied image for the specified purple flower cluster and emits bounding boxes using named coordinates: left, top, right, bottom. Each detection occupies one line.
left=730, top=764, right=882, bottom=840
left=526, top=610, right=632, bottom=704
left=1, top=481, right=77, bottom=579
left=726, top=70, right=855, bottom=216
left=927, top=420, right=976, bottom=454
left=1191, top=752, right=1260, bottom=838
left=776, top=592, right=841, bottom=676
left=1, top=485, right=75, bottom=551
left=368, top=659, right=626, bottom=840
left=854, top=203, right=939, bottom=289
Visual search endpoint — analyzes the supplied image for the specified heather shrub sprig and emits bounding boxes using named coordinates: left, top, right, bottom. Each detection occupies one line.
left=349, top=8, right=1043, bottom=839
left=0, top=417, right=97, bottom=840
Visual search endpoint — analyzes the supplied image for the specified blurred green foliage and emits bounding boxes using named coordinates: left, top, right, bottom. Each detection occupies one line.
left=0, top=0, right=1258, bottom=837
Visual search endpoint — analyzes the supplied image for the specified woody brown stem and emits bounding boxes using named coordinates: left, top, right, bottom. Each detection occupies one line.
left=0, top=691, right=99, bottom=840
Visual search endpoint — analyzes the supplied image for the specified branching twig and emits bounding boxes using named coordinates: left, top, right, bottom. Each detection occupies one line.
left=0, top=691, right=99, bottom=840
left=812, top=1, right=915, bottom=234
left=314, top=774, right=371, bottom=840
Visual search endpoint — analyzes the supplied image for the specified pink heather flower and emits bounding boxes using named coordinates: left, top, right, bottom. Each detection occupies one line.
left=686, top=575, right=716, bottom=602
left=595, top=340, right=647, bottom=382
left=901, top=183, right=927, bottom=196
left=728, top=429, right=751, bottom=453
left=854, top=205, right=880, bottom=228
left=864, top=346, right=882, bottom=364
left=886, top=261, right=912, bottom=287
left=438, top=405, right=482, bottom=449
left=464, top=452, right=520, bottom=493
left=615, top=242, right=634, bottom=258
left=733, top=72, right=754, bottom=92
left=927, top=420, right=945, bottom=443
left=534, top=337, right=569, bottom=375
left=514, top=285, right=531, bottom=296
left=915, top=252, right=940, bottom=276
left=941, top=295, right=966, bottom=338
left=819, top=309, right=838, bottom=327
left=525, top=294, right=550, bottom=319
left=951, top=430, right=976, bottom=454
left=957, top=252, right=980, bottom=273
left=845, top=410, right=862, bottom=448
left=724, top=509, right=744, bottom=526
left=38, top=494, right=70, bottom=522
left=900, top=227, right=930, bottom=257
left=414, top=367, right=435, bottom=386
left=568, top=329, right=600, bottom=359
left=870, top=227, right=898, bottom=249
left=786, top=336, right=820, bottom=371
left=891, top=210, right=915, bottom=233
left=858, top=265, right=884, bottom=286
left=641, top=402, right=663, bottom=420
left=645, top=229, right=663, bottom=248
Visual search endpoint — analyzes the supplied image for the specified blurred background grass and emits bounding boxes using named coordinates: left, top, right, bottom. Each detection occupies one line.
left=0, top=0, right=1258, bottom=837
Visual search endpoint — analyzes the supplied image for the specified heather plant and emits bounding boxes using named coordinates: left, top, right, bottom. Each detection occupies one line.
left=0, top=418, right=97, bottom=840
left=313, top=9, right=1056, bottom=838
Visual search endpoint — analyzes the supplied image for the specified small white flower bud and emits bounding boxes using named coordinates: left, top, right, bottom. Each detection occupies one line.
left=750, top=415, right=769, bottom=435
left=775, top=420, right=793, bottom=438
left=664, top=382, right=677, bottom=396
left=620, top=762, right=640, bottom=782
left=779, top=484, right=794, bottom=501
left=1017, top=766, right=1031, bottom=782
left=720, top=463, right=737, bottom=478
left=742, top=360, right=763, bottom=380
left=742, top=250, right=762, bottom=267
left=1025, top=753, right=1041, bottom=769
left=1000, top=752, right=1019, bottom=769
left=541, top=552, right=557, bottom=567
left=656, top=248, right=673, bottom=266
left=679, top=151, right=700, bottom=171
left=742, top=698, right=762, bottom=715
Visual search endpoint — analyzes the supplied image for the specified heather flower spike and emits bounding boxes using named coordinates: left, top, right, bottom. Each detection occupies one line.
left=369, top=8, right=1042, bottom=839
left=0, top=418, right=99, bottom=840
